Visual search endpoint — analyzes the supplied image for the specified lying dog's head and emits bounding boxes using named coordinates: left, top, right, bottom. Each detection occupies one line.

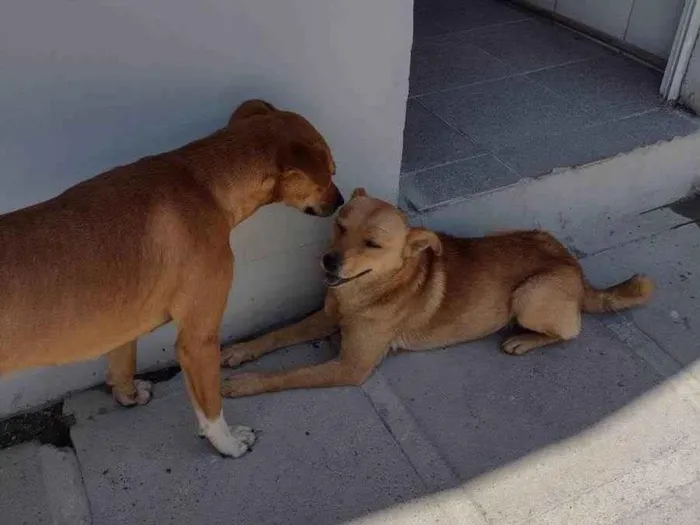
left=321, top=188, right=442, bottom=287
left=229, top=99, right=343, bottom=217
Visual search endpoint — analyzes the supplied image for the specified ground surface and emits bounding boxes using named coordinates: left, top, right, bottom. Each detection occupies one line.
left=3, top=205, right=700, bottom=524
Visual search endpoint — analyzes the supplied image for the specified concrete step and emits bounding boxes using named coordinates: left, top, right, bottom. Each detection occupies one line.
left=407, top=129, right=700, bottom=258
left=0, top=441, right=91, bottom=525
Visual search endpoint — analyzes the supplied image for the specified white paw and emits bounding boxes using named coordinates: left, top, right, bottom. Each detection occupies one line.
left=200, top=412, right=256, bottom=458
left=231, top=425, right=257, bottom=446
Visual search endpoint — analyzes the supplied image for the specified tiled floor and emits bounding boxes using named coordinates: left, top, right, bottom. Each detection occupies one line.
left=401, top=0, right=700, bottom=212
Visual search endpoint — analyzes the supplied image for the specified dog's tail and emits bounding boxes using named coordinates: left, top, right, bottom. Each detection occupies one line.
left=582, top=274, right=654, bottom=314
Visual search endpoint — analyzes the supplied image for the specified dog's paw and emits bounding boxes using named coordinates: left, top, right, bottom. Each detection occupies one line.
left=204, top=417, right=257, bottom=458
left=113, top=379, right=153, bottom=407
left=220, top=373, right=260, bottom=398
left=220, top=344, right=252, bottom=368
left=133, top=379, right=154, bottom=403
left=231, top=425, right=257, bottom=447
left=501, top=336, right=534, bottom=356
left=215, top=431, right=254, bottom=458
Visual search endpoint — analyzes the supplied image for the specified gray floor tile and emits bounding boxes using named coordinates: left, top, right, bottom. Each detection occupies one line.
left=425, top=0, right=529, bottom=34
left=402, top=100, right=484, bottom=173
left=70, top=373, right=425, bottom=525
left=528, top=54, right=663, bottom=121
left=464, top=375, right=700, bottom=524
left=413, top=9, right=451, bottom=44
left=379, top=318, right=661, bottom=481
left=409, top=38, right=514, bottom=96
left=581, top=223, right=700, bottom=367
left=615, top=108, right=700, bottom=145
left=461, top=18, right=608, bottom=73
left=495, top=121, right=641, bottom=177
left=406, top=0, right=678, bottom=200
left=614, top=478, right=700, bottom=525
left=420, top=76, right=593, bottom=149
left=0, top=442, right=51, bottom=525
left=400, top=154, right=519, bottom=210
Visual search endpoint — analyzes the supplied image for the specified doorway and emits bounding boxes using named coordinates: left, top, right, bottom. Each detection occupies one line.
left=400, top=0, right=700, bottom=214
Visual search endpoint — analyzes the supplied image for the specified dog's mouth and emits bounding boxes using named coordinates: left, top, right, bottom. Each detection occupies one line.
left=324, top=269, right=372, bottom=287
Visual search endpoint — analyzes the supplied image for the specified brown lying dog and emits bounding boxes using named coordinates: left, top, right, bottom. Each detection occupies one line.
left=220, top=188, right=653, bottom=397
left=0, top=99, right=343, bottom=457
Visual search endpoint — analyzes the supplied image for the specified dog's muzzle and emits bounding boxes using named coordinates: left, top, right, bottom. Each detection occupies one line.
left=305, top=192, right=345, bottom=217
left=324, top=269, right=372, bottom=287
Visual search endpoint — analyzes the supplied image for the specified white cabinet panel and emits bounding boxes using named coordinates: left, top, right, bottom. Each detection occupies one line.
left=625, top=0, right=686, bottom=59
left=556, top=0, right=635, bottom=39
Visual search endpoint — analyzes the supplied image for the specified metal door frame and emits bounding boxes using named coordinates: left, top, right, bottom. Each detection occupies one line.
left=661, top=0, right=700, bottom=101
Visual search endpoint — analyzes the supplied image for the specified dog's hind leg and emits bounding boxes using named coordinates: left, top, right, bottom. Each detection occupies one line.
left=106, top=340, right=153, bottom=406
left=220, top=309, right=338, bottom=368
left=502, top=266, right=583, bottom=356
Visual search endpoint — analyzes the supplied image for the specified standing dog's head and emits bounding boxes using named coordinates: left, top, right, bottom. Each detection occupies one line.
left=321, top=188, right=442, bottom=287
left=228, top=99, right=344, bottom=217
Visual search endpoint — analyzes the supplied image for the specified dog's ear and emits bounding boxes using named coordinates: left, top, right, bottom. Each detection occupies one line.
left=278, top=140, right=331, bottom=186
left=351, top=187, right=367, bottom=199
left=405, top=228, right=442, bottom=257
left=229, top=99, right=276, bottom=125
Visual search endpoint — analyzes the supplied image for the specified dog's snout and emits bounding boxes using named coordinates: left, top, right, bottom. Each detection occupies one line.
left=319, top=188, right=344, bottom=216
left=322, top=252, right=340, bottom=273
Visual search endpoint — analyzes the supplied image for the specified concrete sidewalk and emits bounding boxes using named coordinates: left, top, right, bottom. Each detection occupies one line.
left=4, top=219, right=700, bottom=524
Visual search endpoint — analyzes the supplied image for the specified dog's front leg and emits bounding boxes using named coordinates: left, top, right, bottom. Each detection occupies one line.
left=220, top=308, right=338, bottom=368
left=221, top=329, right=392, bottom=397
left=106, top=340, right=153, bottom=406
left=173, top=253, right=256, bottom=457
left=177, top=328, right=256, bottom=457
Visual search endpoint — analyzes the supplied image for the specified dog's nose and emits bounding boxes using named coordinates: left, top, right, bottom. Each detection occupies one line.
left=334, top=192, right=345, bottom=209
left=322, top=252, right=340, bottom=273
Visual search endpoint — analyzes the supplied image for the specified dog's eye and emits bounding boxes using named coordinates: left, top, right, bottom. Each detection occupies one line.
left=336, top=222, right=346, bottom=235
left=364, top=239, right=381, bottom=249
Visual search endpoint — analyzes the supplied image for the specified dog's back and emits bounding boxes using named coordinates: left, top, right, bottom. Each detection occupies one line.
left=0, top=157, right=221, bottom=373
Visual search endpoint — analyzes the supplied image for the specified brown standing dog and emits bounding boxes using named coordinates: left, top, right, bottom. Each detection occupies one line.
left=221, top=189, right=653, bottom=397
left=0, top=99, right=343, bottom=457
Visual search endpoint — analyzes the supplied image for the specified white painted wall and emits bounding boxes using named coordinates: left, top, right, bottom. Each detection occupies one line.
left=0, top=0, right=413, bottom=416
